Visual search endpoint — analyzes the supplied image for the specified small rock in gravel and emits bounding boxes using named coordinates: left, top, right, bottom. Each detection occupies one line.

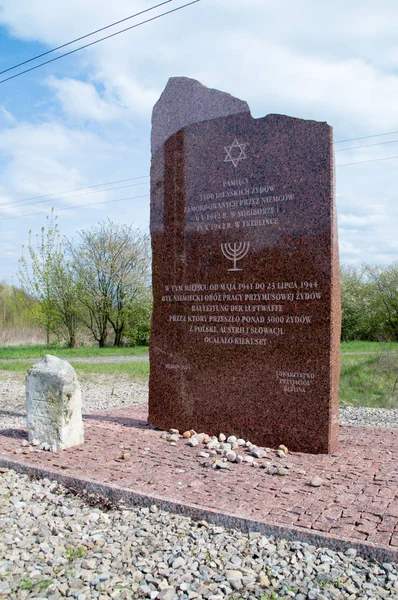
left=183, top=431, right=192, bottom=439
left=169, top=428, right=179, bottom=435
left=310, top=475, right=323, bottom=487
left=188, top=437, right=199, bottom=447
left=251, top=446, right=267, bottom=459
left=226, top=451, right=237, bottom=463
left=199, top=451, right=210, bottom=458
left=218, top=433, right=226, bottom=442
left=276, top=449, right=286, bottom=458
left=226, top=569, right=243, bottom=580
left=243, top=455, right=255, bottom=463
left=277, top=467, right=289, bottom=476
left=206, top=440, right=219, bottom=450
left=278, top=444, right=288, bottom=454
left=267, top=466, right=278, bottom=475
left=259, top=572, right=271, bottom=587
left=213, top=460, right=229, bottom=470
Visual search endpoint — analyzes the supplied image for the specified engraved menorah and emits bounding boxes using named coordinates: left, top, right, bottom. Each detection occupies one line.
left=220, top=241, right=250, bottom=271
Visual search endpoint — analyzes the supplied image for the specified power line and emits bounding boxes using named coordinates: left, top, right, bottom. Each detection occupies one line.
left=335, top=130, right=398, bottom=144
left=335, top=139, right=398, bottom=152
left=0, top=180, right=149, bottom=212
left=337, top=155, right=398, bottom=167
left=0, top=1, right=174, bottom=76
left=0, top=175, right=148, bottom=209
left=0, top=1, right=201, bottom=85
left=0, top=193, right=150, bottom=221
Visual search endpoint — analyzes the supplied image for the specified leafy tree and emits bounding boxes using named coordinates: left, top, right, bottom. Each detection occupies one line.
left=18, top=210, right=81, bottom=347
left=340, top=265, right=373, bottom=340
left=364, top=263, right=398, bottom=341
left=124, top=287, right=152, bottom=346
left=0, top=282, right=37, bottom=328
left=67, top=220, right=151, bottom=347
left=340, top=262, right=398, bottom=341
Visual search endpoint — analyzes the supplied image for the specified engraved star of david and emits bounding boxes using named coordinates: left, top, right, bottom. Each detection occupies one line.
left=224, top=138, right=248, bottom=168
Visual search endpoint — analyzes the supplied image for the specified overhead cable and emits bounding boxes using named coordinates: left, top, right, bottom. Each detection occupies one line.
left=0, top=193, right=150, bottom=221
left=0, top=1, right=174, bottom=76
left=0, top=1, right=201, bottom=85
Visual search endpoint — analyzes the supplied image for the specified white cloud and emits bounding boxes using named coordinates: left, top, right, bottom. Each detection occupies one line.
left=46, top=77, right=127, bottom=123
left=338, top=213, right=386, bottom=228
left=340, top=241, right=362, bottom=256
left=0, top=106, right=15, bottom=124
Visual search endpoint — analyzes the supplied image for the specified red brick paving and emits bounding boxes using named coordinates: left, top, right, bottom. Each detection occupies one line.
left=0, top=405, right=397, bottom=559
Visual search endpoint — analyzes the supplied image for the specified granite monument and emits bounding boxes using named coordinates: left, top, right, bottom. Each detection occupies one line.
left=149, top=77, right=341, bottom=454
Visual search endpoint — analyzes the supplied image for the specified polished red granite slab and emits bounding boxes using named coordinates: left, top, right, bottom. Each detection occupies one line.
left=149, top=79, right=341, bottom=454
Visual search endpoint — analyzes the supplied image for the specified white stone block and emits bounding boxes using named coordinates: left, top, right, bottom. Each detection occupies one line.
left=26, top=354, right=84, bottom=451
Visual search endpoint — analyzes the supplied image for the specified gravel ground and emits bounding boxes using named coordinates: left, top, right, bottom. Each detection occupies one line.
left=1, top=372, right=398, bottom=599
left=0, top=468, right=397, bottom=600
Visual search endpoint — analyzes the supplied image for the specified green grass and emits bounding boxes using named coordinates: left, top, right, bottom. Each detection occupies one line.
left=0, top=359, right=149, bottom=379
left=340, top=351, right=398, bottom=408
left=72, top=361, right=149, bottom=378
left=65, top=545, right=87, bottom=562
left=341, top=340, right=398, bottom=352
left=0, top=344, right=148, bottom=360
left=19, top=576, right=52, bottom=593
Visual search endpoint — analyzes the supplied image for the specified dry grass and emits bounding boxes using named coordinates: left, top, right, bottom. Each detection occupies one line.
left=0, top=327, right=48, bottom=347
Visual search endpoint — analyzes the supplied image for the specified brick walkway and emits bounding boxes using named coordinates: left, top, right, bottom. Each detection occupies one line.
left=1, top=405, right=397, bottom=562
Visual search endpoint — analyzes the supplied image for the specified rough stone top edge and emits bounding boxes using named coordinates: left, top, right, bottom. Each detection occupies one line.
left=151, top=77, right=332, bottom=155
left=28, top=354, right=77, bottom=377
left=151, top=76, right=250, bottom=155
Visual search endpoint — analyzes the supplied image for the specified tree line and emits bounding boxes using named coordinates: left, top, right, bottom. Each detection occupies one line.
left=17, top=212, right=152, bottom=348
left=341, top=263, right=398, bottom=341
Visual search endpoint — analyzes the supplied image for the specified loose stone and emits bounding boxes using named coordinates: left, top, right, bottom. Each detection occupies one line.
left=250, top=446, right=267, bottom=459
left=310, top=475, right=323, bottom=487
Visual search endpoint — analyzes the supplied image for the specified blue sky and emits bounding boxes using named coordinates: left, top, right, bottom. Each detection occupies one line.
left=1, top=0, right=398, bottom=283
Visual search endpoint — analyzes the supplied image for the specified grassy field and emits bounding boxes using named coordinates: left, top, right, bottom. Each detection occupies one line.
left=340, top=350, right=398, bottom=408
left=0, top=359, right=149, bottom=379
left=341, top=340, right=398, bottom=352
left=0, top=342, right=397, bottom=408
left=0, top=344, right=149, bottom=360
